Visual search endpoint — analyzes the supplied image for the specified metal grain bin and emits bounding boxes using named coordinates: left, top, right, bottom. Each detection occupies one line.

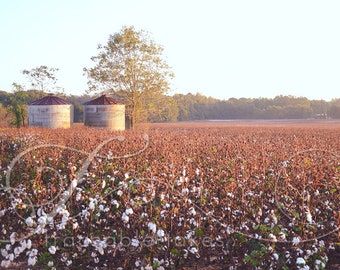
left=83, top=94, right=125, bottom=131
left=28, top=94, right=73, bottom=128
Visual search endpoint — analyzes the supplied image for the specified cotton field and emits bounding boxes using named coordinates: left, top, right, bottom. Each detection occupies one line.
left=0, top=122, right=339, bottom=269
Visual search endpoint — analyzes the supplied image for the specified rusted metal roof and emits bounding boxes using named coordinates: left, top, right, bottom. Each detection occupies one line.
left=29, top=94, right=71, bottom=105
left=84, top=94, right=123, bottom=105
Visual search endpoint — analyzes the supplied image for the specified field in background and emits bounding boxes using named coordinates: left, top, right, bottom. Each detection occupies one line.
left=150, top=119, right=340, bottom=128
left=0, top=121, right=339, bottom=269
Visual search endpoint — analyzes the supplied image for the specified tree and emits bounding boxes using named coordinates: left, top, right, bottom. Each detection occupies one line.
left=329, top=98, right=340, bottom=119
left=22, top=65, right=61, bottom=93
left=7, top=83, right=28, bottom=128
left=0, top=103, right=9, bottom=127
left=84, top=26, right=174, bottom=129
left=146, top=95, right=179, bottom=122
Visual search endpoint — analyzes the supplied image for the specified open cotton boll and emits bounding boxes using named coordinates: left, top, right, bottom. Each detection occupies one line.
left=25, top=217, right=34, bottom=227
left=122, top=212, right=129, bottom=223
left=148, top=222, right=156, bottom=233
left=125, top=208, right=134, bottom=215
left=48, top=246, right=57, bottom=254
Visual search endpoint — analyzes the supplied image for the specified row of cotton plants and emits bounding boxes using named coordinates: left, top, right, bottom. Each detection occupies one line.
left=0, top=125, right=339, bottom=269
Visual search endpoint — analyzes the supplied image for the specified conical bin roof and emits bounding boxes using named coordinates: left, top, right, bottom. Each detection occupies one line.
left=84, top=94, right=122, bottom=105
left=29, top=94, right=71, bottom=105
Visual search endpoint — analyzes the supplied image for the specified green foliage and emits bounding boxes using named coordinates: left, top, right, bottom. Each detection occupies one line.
left=22, top=65, right=60, bottom=93
left=36, top=251, right=54, bottom=269
left=244, top=239, right=267, bottom=267
left=7, top=84, right=28, bottom=128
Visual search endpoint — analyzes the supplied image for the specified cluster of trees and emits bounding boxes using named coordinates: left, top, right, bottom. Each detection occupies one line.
left=173, top=93, right=340, bottom=121
left=1, top=25, right=339, bottom=127
left=1, top=89, right=339, bottom=128
left=0, top=65, right=66, bottom=127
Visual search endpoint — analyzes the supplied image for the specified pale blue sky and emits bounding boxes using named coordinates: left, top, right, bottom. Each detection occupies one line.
left=1, top=0, right=339, bottom=100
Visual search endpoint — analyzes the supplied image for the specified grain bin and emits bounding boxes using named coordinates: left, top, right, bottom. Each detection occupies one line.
left=28, top=94, right=73, bottom=128
left=83, top=94, right=125, bottom=130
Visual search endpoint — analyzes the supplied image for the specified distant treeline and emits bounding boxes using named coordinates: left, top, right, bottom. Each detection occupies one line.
left=0, top=90, right=339, bottom=126
left=172, top=93, right=340, bottom=121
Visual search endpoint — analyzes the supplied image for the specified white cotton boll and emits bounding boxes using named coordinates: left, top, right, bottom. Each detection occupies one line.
left=131, top=238, right=139, bottom=247
left=10, top=232, right=16, bottom=245
left=148, top=222, right=157, bottom=233
left=292, top=237, right=301, bottom=246
left=48, top=246, right=56, bottom=254
left=83, top=238, right=91, bottom=247
left=28, top=256, right=37, bottom=266
left=112, top=200, right=119, bottom=208
left=76, top=192, right=82, bottom=201
left=268, top=233, right=277, bottom=242
left=47, top=216, right=54, bottom=224
left=6, top=253, right=14, bottom=261
left=117, top=190, right=123, bottom=196
left=273, top=253, right=279, bottom=260
left=14, top=247, right=22, bottom=256
left=38, top=216, right=47, bottom=226
left=125, top=208, right=133, bottom=215
left=227, top=192, right=234, bottom=198
left=160, top=193, right=165, bottom=200
left=1, top=260, right=10, bottom=268
left=157, top=229, right=165, bottom=238
left=89, top=201, right=95, bottom=211
left=315, top=259, right=325, bottom=268
left=189, top=247, right=198, bottom=254
left=37, top=208, right=43, bottom=217
left=73, top=222, right=79, bottom=230
left=278, top=232, right=286, bottom=241
left=21, top=240, right=27, bottom=250
left=1, top=249, right=8, bottom=257
left=296, top=257, right=306, bottom=265
left=102, top=180, right=106, bottom=189
left=48, top=261, right=54, bottom=267
left=188, top=207, right=196, bottom=216
left=96, top=246, right=104, bottom=255
left=306, top=210, right=313, bottom=224
left=25, top=217, right=34, bottom=227
left=72, top=179, right=78, bottom=189
left=28, top=248, right=38, bottom=257
left=272, top=216, right=278, bottom=224
left=26, top=239, right=32, bottom=249
left=122, top=213, right=129, bottom=223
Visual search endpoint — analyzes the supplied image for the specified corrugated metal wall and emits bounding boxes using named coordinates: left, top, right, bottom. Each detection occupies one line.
left=83, top=104, right=125, bottom=130
left=28, top=105, right=73, bottom=128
